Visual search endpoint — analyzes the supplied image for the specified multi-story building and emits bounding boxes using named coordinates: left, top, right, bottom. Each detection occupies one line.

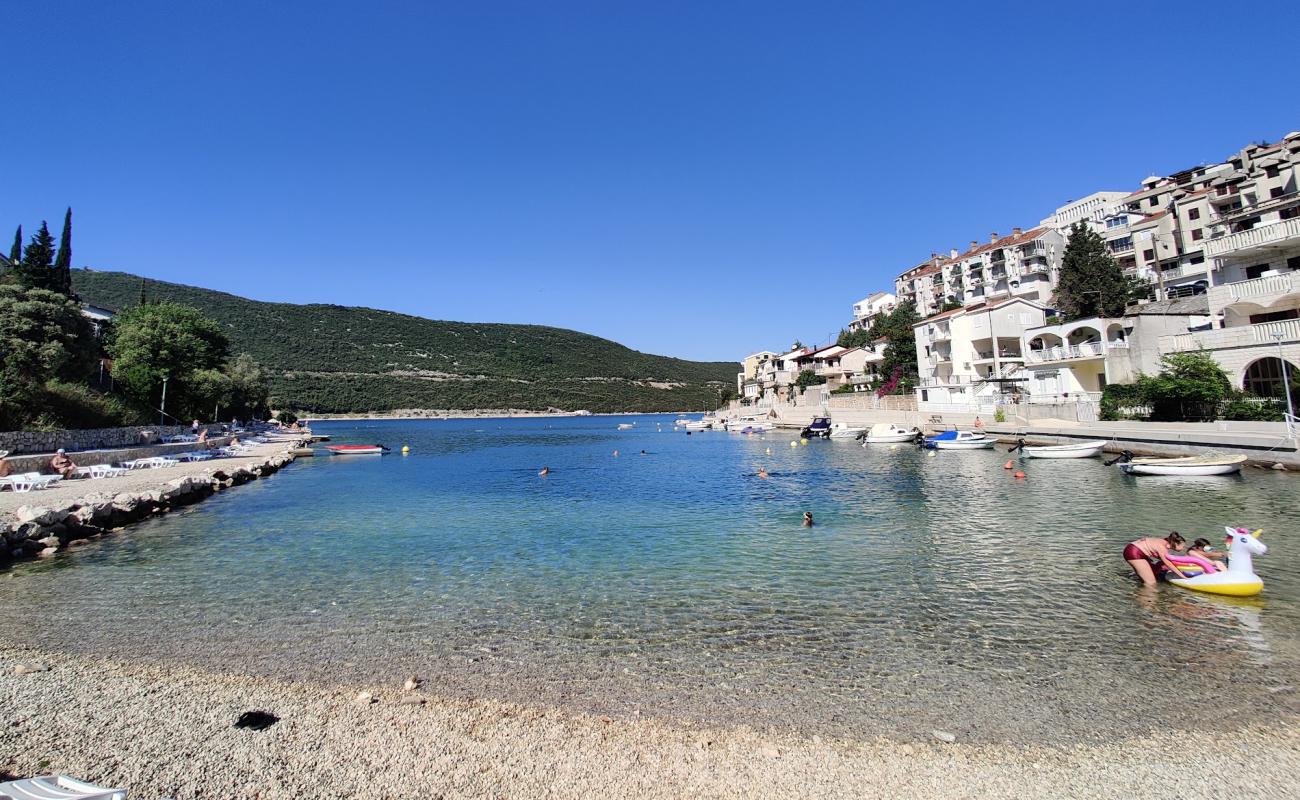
left=1021, top=297, right=1212, bottom=403
left=913, top=297, right=1049, bottom=408
left=737, top=350, right=778, bottom=400
left=847, top=291, right=897, bottom=332
left=1158, top=132, right=1300, bottom=398
left=1040, top=191, right=1131, bottom=237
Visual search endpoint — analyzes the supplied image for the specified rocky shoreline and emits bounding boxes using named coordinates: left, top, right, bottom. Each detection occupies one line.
left=0, top=440, right=303, bottom=566
left=1, top=644, right=1297, bottom=799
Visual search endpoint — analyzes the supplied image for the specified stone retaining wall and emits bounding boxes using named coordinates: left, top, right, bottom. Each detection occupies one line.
left=0, top=424, right=223, bottom=456
left=1, top=443, right=301, bottom=566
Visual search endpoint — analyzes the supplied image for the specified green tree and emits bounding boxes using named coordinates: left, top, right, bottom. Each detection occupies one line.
left=107, top=301, right=229, bottom=420
left=1055, top=222, right=1129, bottom=320
left=12, top=222, right=58, bottom=292
left=53, top=207, right=73, bottom=297
left=794, top=369, right=826, bottom=390
left=224, top=352, right=270, bottom=419
left=876, top=301, right=920, bottom=386
left=7, top=225, right=20, bottom=264
left=0, top=285, right=96, bottom=428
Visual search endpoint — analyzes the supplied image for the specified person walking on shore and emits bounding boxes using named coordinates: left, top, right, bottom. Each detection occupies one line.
left=1123, top=532, right=1188, bottom=585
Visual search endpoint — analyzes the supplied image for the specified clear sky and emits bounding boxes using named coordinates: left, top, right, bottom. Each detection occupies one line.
left=6, top=1, right=1299, bottom=362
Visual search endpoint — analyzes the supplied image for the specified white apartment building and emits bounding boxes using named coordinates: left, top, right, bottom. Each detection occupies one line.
left=847, top=291, right=897, bottom=332
left=738, top=350, right=778, bottom=400
left=1041, top=191, right=1130, bottom=237
left=1021, top=297, right=1211, bottom=403
left=894, top=228, right=1064, bottom=318
left=1158, top=132, right=1300, bottom=398
left=913, top=297, right=1049, bottom=408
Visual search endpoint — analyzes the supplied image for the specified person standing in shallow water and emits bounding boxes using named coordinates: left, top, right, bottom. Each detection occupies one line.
left=538, top=466, right=549, bottom=476
left=757, top=467, right=769, bottom=479
left=802, top=512, right=814, bottom=527
left=1123, top=532, right=1187, bottom=585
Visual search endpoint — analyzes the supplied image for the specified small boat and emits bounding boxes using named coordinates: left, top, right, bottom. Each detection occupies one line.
left=862, top=423, right=922, bottom=443
left=682, top=420, right=712, bottom=431
left=1012, top=439, right=1107, bottom=459
left=1117, top=454, right=1246, bottom=476
left=1166, top=526, right=1268, bottom=596
left=617, top=423, right=636, bottom=430
left=828, top=422, right=867, bottom=439
left=924, top=430, right=994, bottom=450
left=725, top=417, right=774, bottom=433
left=800, top=417, right=833, bottom=439
left=324, top=444, right=388, bottom=455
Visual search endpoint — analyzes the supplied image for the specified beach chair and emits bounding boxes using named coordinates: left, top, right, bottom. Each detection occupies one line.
left=89, top=464, right=129, bottom=479
left=0, top=774, right=126, bottom=800
left=7, top=473, right=63, bottom=492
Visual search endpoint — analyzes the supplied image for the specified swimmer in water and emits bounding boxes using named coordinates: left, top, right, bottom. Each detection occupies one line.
left=639, top=449, right=647, bottom=455
left=757, top=467, right=769, bottom=479
left=538, top=466, right=550, bottom=476
left=802, top=511, right=814, bottom=527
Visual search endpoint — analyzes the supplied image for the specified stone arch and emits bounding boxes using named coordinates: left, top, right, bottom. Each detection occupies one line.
left=1242, top=357, right=1299, bottom=401
left=1105, top=322, right=1127, bottom=344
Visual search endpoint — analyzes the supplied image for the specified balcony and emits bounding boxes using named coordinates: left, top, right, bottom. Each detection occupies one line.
left=1204, top=217, right=1300, bottom=259
left=1207, top=269, right=1300, bottom=311
left=1019, top=242, right=1047, bottom=258
left=1025, top=342, right=1105, bottom=363
left=926, top=324, right=952, bottom=342
left=919, top=375, right=971, bottom=387
left=1160, top=318, right=1300, bottom=353
left=972, top=350, right=1024, bottom=363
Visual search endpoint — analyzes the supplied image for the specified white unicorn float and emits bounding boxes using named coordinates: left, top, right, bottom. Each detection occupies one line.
left=1166, top=527, right=1268, bottom=597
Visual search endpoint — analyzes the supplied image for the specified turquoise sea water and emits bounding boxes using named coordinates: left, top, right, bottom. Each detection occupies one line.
left=2, top=415, right=1299, bottom=743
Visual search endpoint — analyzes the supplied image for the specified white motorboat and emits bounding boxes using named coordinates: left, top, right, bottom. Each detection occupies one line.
left=862, top=423, right=922, bottom=443
left=725, top=417, right=774, bottom=433
left=1012, top=439, right=1108, bottom=459
left=924, top=430, right=995, bottom=450
left=828, top=422, right=867, bottom=439
left=1118, top=454, right=1247, bottom=476
left=682, top=418, right=712, bottom=431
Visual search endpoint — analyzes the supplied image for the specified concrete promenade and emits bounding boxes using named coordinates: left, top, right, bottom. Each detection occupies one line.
left=728, top=403, right=1300, bottom=467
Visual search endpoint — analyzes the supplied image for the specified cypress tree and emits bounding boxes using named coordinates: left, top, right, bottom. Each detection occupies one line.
left=53, top=207, right=73, bottom=296
left=1055, top=222, right=1130, bottom=320
left=14, top=222, right=57, bottom=291
left=138, top=276, right=148, bottom=306
left=8, top=225, right=20, bottom=264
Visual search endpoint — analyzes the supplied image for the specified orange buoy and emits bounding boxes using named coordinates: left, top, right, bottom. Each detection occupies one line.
left=1003, top=460, right=1014, bottom=470
left=1013, top=471, right=1026, bottom=479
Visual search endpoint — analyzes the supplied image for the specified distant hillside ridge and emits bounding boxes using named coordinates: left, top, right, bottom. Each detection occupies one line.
left=72, top=269, right=738, bottom=414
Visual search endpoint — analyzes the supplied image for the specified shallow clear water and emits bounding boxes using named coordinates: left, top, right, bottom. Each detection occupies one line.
left=3, top=416, right=1299, bottom=743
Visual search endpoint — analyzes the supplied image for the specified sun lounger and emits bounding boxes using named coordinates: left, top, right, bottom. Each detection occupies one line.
left=0, top=773, right=126, bottom=800
left=122, top=457, right=180, bottom=470
left=172, top=452, right=214, bottom=462
left=3, top=473, right=64, bottom=492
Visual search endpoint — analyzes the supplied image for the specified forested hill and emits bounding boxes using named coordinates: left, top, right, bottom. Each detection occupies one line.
left=72, top=269, right=738, bottom=414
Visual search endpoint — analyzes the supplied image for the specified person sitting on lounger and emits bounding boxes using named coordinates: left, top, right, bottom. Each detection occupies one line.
left=197, top=428, right=210, bottom=448
left=50, top=448, right=78, bottom=478
left=0, top=450, right=10, bottom=478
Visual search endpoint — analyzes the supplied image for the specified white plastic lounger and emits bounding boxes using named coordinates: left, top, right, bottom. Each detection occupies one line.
left=6, top=473, right=63, bottom=492
left=0, top=773, right=125, bottom=800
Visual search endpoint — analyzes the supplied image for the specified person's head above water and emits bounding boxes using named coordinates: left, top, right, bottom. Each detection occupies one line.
left=802, top=511, right=813, bottom=527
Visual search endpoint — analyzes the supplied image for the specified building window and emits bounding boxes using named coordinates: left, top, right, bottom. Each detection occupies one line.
left=1244, top=357, right=1298, bottom=400
left=1245, top=264, right=1272, bottom=280
left=1288, top=256, right=1300, bottom=271
left=1143, top=249, right=1155, bottom=261
left=1272, top=186, right=1286, bottom=199
left=1106, top=216, right=1128, bottom=229
left=1191, top=228, right=1203, bottom=241
left=1188, top=208, right=1200, bottom=220
left=1189, top=254, right=1205, bottom=265
left=1266, top=165, right=1280, bottom=178
left=1148, top=196, right=1159, bottom=208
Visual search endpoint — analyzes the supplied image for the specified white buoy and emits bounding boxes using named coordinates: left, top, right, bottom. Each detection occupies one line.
left=790, top=441, right=798, bottom=448
left=927, top=451, right=936, bottom=458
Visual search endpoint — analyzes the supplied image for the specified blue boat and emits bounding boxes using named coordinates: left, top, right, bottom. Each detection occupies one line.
left=923, top=430, right=995, bottom=450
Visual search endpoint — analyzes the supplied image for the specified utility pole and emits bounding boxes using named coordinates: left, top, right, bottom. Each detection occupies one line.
left=159, top=375, right=169, bottom=425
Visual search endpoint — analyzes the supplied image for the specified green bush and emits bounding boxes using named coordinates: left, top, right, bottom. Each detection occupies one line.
left=31, top=380, right=145, bottom=430
left=275, top=409, right=299, bottom=425
left=1100, top=383, right=1148, bottom=421
left=830, top=383, right=856, bottom=394
left=1220, top=392, right=1284, bottom=421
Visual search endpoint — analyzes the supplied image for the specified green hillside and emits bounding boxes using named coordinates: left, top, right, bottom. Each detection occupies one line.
left=72, top=269, right=737, bottom=414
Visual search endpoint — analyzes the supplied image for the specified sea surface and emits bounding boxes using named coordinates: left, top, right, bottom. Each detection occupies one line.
left=3, top=415, right=1299, bottom=744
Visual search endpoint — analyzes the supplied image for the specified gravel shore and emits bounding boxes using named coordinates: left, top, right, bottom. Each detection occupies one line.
left=0, top=442, right=296, bottom=518
left=1, top=644, right=1296, bottom=799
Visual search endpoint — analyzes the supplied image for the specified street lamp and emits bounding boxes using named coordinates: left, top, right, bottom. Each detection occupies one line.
left=1272, top=332, right=1295, bottom=427
left=159, top=374, right=170, bottom=425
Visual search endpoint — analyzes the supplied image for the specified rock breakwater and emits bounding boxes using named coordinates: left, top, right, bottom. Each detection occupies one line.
left=0, top=442, right=301, bottom=566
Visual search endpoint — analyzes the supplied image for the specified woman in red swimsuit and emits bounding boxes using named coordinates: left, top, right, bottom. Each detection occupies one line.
left=1123, top=532, right=1188, bottom=585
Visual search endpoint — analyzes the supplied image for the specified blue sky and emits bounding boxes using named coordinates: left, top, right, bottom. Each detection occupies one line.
left=6, top=1, right=1299, bottom=362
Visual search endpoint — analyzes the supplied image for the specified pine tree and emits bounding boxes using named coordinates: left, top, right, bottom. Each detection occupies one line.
left=14, top=222, right=57, bottom=291
left=1055, top=222, right=1130, bottom=320
left=138, top=276, right=149, bottom=306
left=53, top=207, right=74, bottom=297
left=8, top=225, right=20, bottom=264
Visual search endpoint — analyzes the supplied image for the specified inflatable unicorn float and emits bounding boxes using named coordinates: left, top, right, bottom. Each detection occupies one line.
left=1165, top=527, right=1269, bottom=597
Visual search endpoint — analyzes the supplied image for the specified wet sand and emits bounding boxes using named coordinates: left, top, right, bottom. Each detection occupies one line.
left=1, top=644, right=1297, bottom=799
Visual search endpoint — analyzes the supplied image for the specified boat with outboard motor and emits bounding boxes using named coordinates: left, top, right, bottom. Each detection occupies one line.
left=828, top=422, right=867, bottom=439
left=1009, top=438, right=1108, bottom=459
left=861, top=423, right=922, bottom=443
left=924, top=430, right=995, bottom=450
left=1114, top=453, right=1247, bottom=476
left=800, top=417, right=832, bottom=439
left=725, top=416, right=774, bottom=433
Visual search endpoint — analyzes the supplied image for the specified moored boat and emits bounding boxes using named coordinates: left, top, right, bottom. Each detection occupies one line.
left=862, top=423, right=922, bottom=443
left=725, top=417, right=774, bottom=433
left=1012, top=439, right=1108, bottom=459
left=924, top=430, right=994, bottom=450
left=1118, top=454, right=1247, bottom=476
left=800, top=417, right=833, bottom=439
left=828, top=422, right=867, bottom=439
left=324, top=444, right=388, bottom=455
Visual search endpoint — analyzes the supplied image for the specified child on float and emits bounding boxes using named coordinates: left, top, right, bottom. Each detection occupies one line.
left=1186, top=538, right=1228, bottom=572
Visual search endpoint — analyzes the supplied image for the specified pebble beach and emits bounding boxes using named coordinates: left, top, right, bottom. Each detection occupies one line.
left=2, top=644, right=1298, bottom=800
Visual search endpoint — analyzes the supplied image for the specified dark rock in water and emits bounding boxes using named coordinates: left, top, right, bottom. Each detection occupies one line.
left=234, top=710, right=279, bottom=731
